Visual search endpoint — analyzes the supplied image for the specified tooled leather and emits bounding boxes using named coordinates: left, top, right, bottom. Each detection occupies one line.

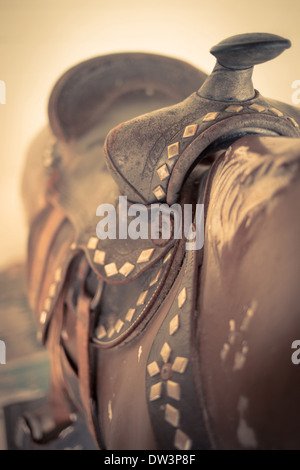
left=104, top=93, right=300, bottom=207
left=27, top=204, right=78, bottom=344
left=27, top=204, right=66, bottom=312
left=77, top=201, right=176, bottom=286
left=145, top=172, right=213, bottom=451
left=91, top=245, right=178, bottom=348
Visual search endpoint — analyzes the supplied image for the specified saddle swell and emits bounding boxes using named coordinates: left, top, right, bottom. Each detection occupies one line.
left=103, top=34, right=300, bottom=208
left=104, top=93, right=300, bottom=208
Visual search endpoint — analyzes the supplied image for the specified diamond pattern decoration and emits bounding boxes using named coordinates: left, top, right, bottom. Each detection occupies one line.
left=95, top=325, right=107, bottom=340
left=107, top=327, right=115, bottom=339
left=163, top=252, right=172, bottom=264
left=182, top=124, right=198, bottom=138
left=165, top=404, right=180, bottom=427
left=87, top=236, right=98, bottom=250
left=115, top=319, right=124, bottom=334
left=174, top=429, right=192, bottom=451
left=43, top=146, right=55, bottom=168
left=61, top=330, right=69, bottom=341
left=160, top=342, right=172, bottom=363
left=39, top=264, right=66, bottom=334
left=157, top=164, right=170, bottom=181
left=167, top=380, right=181, bottom=401
left=147, top=361, right=160, bottom=377
left=149, top=382, right=162, bottom=402
left=40, top=311, right=47, bottom=325
left=153, top=185, right=166, bottom=200
left=249, top=104, right=265, bottom=113
left=269, top=107, right=283, bottom=117
left=146, top=246, right=216, bottom=449
left=48, top=283, right=56, bottom=298
left=54, top=267, right=62, bottom=283
left=220, top=343, right=230, bottom=361
left=43, top=140, right=56, bottom=168
left=225, top=105, right=243, bottom=113
left=44, top=298, right=51, bottom=311
left=287, top=116, right=299, bottom=128
left=93, top=249, right=106, bottom=265
left=125, top=308, right=135, bottom=322
left=172, top=356, right=188, bottom=374
left=146, top=267, right=196, bottom=446
left=149, top=268, right=162, bottom=287
left=137, top=248, right=155, bottom=264
left=119, top=262, right=135, bottom=277
left=177, top=287, right=187, bottom=308
left=136, top=290, right=148, bottom=306
left=169, top=314, right=180, bottom=336
left=167, top=142, right=179, bottom=159
left=203, top=111, right=219, bottom=122
left=104, top=262, right=118, bottom=277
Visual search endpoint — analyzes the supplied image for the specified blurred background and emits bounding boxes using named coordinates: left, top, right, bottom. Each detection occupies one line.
left=0, top=0, right=300, bottom=269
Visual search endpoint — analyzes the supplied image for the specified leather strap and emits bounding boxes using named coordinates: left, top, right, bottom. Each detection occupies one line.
left=76, top=256, right=103, bottom=448
left=145, top=172, right=212, bottom=450
left=27, top=204, right=66, bottom=312
left=48, top=281, right=75, bottom=429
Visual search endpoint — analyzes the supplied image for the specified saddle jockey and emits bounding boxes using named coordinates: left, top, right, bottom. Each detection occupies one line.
left=20, top=34, right=300, bottom=450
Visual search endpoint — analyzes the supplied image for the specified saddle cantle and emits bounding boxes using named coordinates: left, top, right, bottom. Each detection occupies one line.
left=21, top=34, right=300, bottom=450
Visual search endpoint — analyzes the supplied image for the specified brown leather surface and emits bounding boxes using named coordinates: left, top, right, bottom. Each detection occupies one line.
left=25, top=135, right=300, bottom=450
left=48, top=53, right=207, bottom=142
left=27, top=205, right=66, bottom=313
left=22, top=43, right=300, bottom=450
left=95, top=267, right=184, bottom=450
left=196, top=136, right=300, bottom=449
left=76, top=256, right=101, bottom=446
left=104, top=94, right=300, bottom=206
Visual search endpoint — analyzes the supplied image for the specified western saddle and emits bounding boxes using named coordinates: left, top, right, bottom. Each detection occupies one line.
left=19, top=33, right=300, bottom=450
